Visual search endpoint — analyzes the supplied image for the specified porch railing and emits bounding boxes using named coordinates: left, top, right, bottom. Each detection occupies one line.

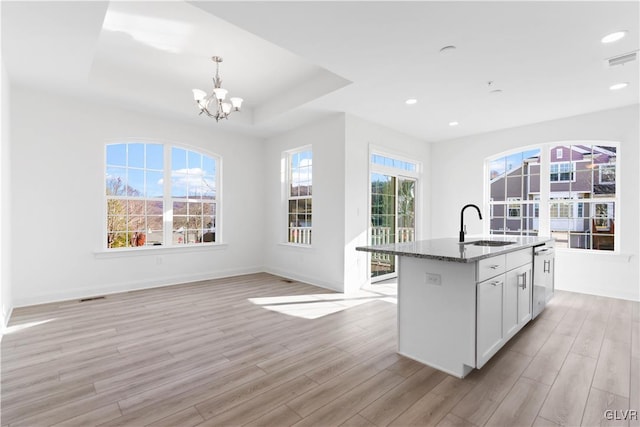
left=370, top=226, right=415, bottom=264
left=289, top=226, right=312, bottom=245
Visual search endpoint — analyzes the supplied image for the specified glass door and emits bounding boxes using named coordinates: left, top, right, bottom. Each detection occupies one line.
left=370, top=174, right=416, bottom=281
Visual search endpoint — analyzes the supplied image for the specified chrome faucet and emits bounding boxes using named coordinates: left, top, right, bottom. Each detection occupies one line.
left=459, top=204, right=483, bottom=242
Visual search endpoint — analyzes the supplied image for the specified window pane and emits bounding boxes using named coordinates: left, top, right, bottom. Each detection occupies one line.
left=203, top=156, right=215, bottom=176
left=188, top=151, right=202, bottom=169
left=147, top=200, right=163, bottom=215
left=173, top=202, right=187, bottom=215
left=146, top=144, right=164, bottom=170
left=146, top=171, right=164, bottom=198
left=506, top=176, right=523, bottom=198
left=172, top=147, right=187, bottom=171
left=188, top=202, right=202, bottom=215
left=106, top=167, right=127, bottom=196
left=107, top=144, right=126, bottom=166
left=127, top=169, right=144, bottom=196
left=202, top=176, right=215, bottom=199
left=171, top=173, right=188, bottom=197
left=128, top=143, right=144, bottom=168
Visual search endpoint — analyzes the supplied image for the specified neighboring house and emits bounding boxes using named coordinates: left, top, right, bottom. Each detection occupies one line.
left=489, top=145, right=616, bottom=250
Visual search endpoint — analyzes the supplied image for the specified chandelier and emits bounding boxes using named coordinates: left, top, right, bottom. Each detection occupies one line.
left=192, top=56, right=243, bottom=122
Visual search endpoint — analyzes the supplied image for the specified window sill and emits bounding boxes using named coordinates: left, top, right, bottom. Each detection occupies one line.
left=94, top=243, right=229, bottom=259
left=278, top=242, right=315, bottom=250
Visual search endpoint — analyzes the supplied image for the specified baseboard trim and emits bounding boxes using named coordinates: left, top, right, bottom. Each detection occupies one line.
left=13, top=266, right=265, bottom=308
left=263, top=267, right=342, bottom=293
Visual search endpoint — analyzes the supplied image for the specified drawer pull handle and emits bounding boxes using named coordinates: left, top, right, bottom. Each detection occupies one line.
left=489, top=265, right=500, bottom=270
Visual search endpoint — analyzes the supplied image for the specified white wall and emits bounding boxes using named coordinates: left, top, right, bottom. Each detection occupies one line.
left=262, top=114, right=347, bottom=291
left=10, top=85, right=266, bottom=307
left=344, top=114, right=431, bottom=293
left=262, top=113, right=431, bottom=294
left=1, top=61, right=13, bottom=328
left=430, top=105, right=640, bottom=301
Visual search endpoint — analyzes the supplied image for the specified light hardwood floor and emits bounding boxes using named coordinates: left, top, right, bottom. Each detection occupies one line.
left=1, top=273, right=638, bottom=427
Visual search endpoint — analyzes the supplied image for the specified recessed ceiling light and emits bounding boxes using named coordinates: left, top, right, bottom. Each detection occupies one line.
left=405, top=98, right=418, bottom=105
left=449, top=121, right=459, bottom=127
left=489, top=89, right=503, bottom=94
left=601, top=31, right=627, bottom=44
left=439, top=45, right=457, bottom=55
left=609, top=82, right=629, bottom=91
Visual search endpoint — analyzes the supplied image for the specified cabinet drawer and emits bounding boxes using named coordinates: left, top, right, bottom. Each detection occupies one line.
left=506, top=248, right=533, bottom=270
left=477, top=255, right=506, bottom=282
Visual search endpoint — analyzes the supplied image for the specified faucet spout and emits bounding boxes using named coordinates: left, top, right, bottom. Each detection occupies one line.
left=459, top=204, right=483, bottom=243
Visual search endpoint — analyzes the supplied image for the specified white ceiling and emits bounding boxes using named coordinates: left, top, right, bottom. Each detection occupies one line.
left=2, top=1, right=638, bottom=141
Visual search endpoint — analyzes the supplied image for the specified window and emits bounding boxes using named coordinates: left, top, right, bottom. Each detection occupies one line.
left=106, top=143, right=219, bottom=249
left=599, top=164, right=615, bottom=184
left=171, top=147, right=217, bottom=245
left=286, top=147, right=312, bottom=245
left=548, top=144, right=617, bottom=251
left=550, top=162, right=574, bottom=182
left=488, top=148, right=540, bottom=236
left=507, top=197, right=522, bottom=218
left=487, top=143, right=618, bottom=251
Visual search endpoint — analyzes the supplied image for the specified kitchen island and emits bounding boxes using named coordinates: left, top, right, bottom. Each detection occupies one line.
left=356, top=236, right=553, bottom=378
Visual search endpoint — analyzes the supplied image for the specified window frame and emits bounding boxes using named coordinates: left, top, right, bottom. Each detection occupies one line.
left=104, top=141, right=222, bottom=251
left=284, top=145, right=313, bottom=246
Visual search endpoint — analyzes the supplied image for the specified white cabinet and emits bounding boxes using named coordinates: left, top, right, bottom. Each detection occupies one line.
left=476, top=248, right=533, bottom=368
left=505, top=263, right=532, bottom=340
left=477, top=276, right=505, bottom=368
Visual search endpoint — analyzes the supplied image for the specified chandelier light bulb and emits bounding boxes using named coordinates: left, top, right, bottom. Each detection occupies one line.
left=213, top=88, right=228, bottom=101
left=192, top=89, right=207, bottom=102
left=221, top=103, right=232, bottom=114
left=230, top=97, right=243, bottom=111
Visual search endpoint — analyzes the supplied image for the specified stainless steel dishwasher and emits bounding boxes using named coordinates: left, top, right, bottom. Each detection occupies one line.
left=533, top=241, right=555, bottom=319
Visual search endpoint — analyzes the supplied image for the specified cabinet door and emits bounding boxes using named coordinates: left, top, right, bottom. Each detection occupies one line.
left=503, top=268, right=519, bottom=338
left=477, top=276, right=504, bottom=368
left=517, top=264, right=532, bottom=325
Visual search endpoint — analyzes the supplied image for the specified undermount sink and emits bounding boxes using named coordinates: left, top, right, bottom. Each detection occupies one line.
left=469, top=240, right=516, bottom=247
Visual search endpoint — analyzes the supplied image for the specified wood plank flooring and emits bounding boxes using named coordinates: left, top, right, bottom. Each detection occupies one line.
left=1, top=273, right=638, bottom=427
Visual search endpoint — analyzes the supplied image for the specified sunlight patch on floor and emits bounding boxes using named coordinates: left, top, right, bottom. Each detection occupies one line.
left=3, top=318, right=56, bottom=335
left=249, top=288, right=397, bottom=319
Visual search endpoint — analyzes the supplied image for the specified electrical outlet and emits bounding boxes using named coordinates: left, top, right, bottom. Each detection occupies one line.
left=425, top=272, right=441, bottom=286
